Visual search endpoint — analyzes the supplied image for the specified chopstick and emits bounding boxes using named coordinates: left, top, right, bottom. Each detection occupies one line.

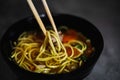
left=27, top=0, right=46, bottom=35
left=41, top=0, right=59, bottom=38
left=27, top=0, right=60, bottom=40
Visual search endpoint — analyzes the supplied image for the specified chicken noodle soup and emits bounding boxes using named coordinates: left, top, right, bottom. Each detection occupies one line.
left=11, top=26, right=94, bottom=74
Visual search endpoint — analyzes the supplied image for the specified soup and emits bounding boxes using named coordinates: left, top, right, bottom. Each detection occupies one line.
left=11, top=26, right=94, bottom=74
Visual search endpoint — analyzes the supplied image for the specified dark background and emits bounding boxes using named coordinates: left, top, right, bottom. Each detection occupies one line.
left=0, top=0, right=120, bottom=80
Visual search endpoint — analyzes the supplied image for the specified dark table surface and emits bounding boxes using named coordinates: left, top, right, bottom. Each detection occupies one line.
left=0, top=0, right=120, bottom=80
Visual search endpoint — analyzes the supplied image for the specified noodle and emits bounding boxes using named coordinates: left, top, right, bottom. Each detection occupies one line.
left=11, top=27, right=92, bottom=74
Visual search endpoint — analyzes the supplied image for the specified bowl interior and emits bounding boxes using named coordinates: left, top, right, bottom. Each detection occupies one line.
left=0, top=14, right=104, bottom=80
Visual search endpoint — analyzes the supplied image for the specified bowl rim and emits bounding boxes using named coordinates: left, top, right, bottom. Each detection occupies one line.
left=0, top=13, right=104, bottom=80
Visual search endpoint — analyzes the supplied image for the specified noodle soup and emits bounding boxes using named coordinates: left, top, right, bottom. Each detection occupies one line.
left=0, top=14, right=104, bottom=80
left=11, top=26, right=94, bottom=74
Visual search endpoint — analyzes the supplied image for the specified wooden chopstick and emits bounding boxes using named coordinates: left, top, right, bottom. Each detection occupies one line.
left=41, top=0, right=59, bottom=38
left=27, top=0, right=46, bottom=35
left=27, top=0, right=60, bottom=40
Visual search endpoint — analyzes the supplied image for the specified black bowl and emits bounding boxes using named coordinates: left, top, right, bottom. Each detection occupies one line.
left=0, top=14, right=104, bottom=80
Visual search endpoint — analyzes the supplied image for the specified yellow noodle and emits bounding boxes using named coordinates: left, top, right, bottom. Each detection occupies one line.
left=11, top=29, right=87, bottom=74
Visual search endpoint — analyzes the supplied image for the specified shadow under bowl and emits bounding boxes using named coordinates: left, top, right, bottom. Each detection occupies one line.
left=0, top=14, right=104, bottom=80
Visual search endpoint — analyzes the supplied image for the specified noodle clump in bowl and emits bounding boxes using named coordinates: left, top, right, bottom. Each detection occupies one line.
left=11, top=26, right=94, bottom=74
